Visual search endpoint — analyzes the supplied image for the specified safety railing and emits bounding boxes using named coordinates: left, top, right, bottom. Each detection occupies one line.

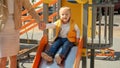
left=86, top=3, right=114, bottom=49
left=83, top=2, right=114, bottom=68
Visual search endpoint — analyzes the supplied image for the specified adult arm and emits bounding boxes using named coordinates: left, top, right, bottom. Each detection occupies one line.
left=22, top=0, right=42, bottom=23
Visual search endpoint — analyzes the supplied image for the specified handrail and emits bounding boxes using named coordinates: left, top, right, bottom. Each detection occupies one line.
left=21, top=0, right=57, bottom=22
left=43, top=0, right=57, bottom=4
left=20, top=12, right=57, bottom=29
left=22, top=0, right=43, bottom=15
left=22, top=0, right=57, bottom=15
left=21, top=6, right=43, bottom=22
left=76, top=0, right=88, bottom=4
left=21, top=11, right=57, bottom=22
left=73, top=38, right=83, bottom=68
left=32, top=34, right=48, bottom=68
left=49, top=0, right=58, bottom=6
left=20, top=24, right=37, bottom=35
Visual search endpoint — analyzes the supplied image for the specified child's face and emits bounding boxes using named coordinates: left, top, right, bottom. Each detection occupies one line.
left=59, top=9, right=71, bottom=23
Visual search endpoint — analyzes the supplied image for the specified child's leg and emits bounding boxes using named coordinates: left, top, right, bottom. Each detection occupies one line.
left=55, top=40, right=74, bottom=64
left=41, top=37, right=63, bottom=62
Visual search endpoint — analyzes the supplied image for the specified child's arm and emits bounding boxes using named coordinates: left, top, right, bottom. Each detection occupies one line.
left=46, top=23, right=56, bottom=29
left=76, top=38, right=80, bottom=44
left=74, top=24, right=80, bottom=43
left=39, top=22, right=56, bottom=30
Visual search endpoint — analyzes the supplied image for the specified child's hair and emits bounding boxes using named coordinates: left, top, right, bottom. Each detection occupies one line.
left=59, top=6, right=71, bottom=13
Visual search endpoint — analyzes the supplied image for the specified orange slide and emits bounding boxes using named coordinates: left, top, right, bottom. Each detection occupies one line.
left=32, top=37, right=83, bottom=68
left=32, top=34, right=48, bottom=68
left=73, top=38, right=83, bottom=68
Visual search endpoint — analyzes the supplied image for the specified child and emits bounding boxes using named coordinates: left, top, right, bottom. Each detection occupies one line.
left=39, top=6, right=80, bottom=65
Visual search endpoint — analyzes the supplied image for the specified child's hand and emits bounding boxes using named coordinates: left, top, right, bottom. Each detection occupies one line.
left=76, top=38, right=80, bottom=44
left=74, top=38, right=80, bottom=45
left=38, top=22, right=46, bottom=30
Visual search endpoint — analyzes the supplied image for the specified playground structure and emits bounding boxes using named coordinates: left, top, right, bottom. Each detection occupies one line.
left=18, top=0, right=114, bottom=68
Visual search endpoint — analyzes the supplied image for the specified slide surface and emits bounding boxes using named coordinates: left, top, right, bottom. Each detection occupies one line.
left=39, top=47, right=78, bottom=68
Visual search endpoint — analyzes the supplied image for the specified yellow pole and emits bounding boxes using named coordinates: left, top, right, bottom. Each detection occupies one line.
left=87, top=0, right=92, bottom=37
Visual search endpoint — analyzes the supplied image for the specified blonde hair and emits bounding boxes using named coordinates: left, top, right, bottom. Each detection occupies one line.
left=59, top=6, right=71, bottom=14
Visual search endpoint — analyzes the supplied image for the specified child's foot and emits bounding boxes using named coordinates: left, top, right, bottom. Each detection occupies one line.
left=55, top=54, right=62, bottom=65
left=41, top=52, right=53, bottom=62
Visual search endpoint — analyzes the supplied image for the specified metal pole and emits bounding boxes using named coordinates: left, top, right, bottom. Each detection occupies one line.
left=90, top=49, right=95, bottom=68
left=82, top=3, right=88, bottom=68
left=90, top=0, right=96, bottom=68
left=43, top=3, right=49, bottom=35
